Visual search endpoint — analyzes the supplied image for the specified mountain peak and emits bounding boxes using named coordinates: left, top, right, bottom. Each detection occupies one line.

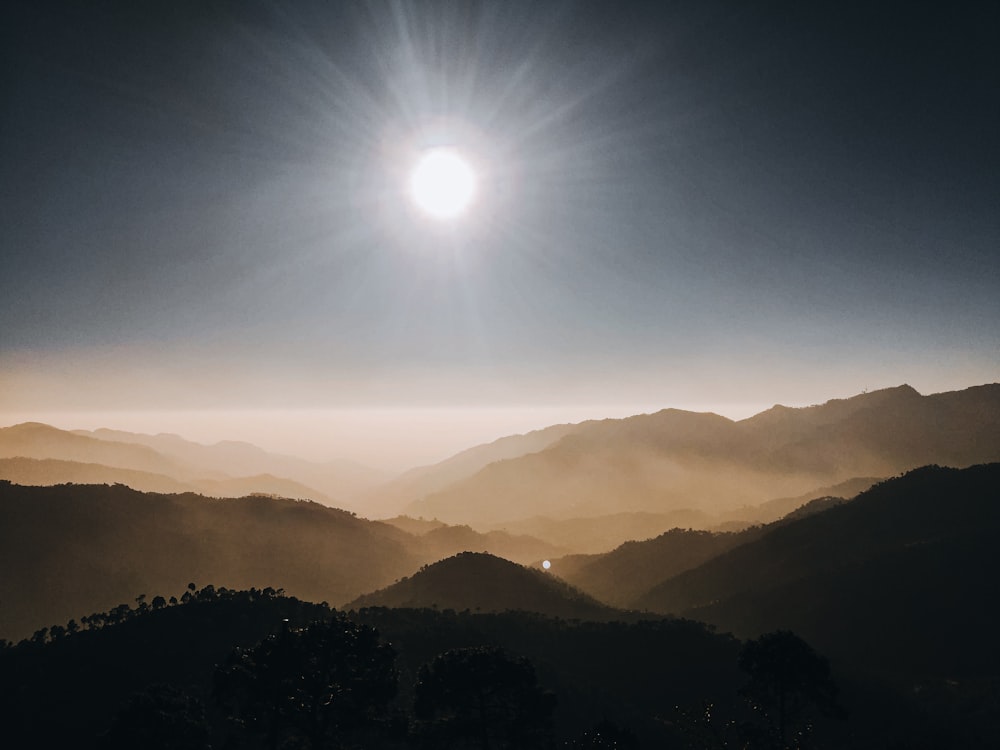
left=346, top=551, right=616, bottom=620
left=743, top=384, right=924, bottom=430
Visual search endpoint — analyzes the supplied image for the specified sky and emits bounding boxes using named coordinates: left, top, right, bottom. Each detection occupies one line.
left=2, top=0, right=998, bottom=470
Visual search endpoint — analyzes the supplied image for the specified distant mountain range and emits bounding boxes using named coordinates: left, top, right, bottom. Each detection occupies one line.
left=3, top=385, right=996, bottom=540
left=400, top=384, right=1000, bottom=528
left=0, top=422, right=388, bottom=509
left=0, top=456, right=335, bottom=504
left=73, top=426, right=390, bottom=499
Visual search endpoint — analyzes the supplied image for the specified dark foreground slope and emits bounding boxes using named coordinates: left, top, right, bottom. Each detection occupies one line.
left=0, top=481, right=420, bottom=641
left=0, top=589, right=330, bottom=747
left=347, top=552, right=617, bottom=621
left=636, top=464, right=1000, bottom=681
left=0, top=591, right=743, bottom=750
left=5, top=588, right=991, bottom=749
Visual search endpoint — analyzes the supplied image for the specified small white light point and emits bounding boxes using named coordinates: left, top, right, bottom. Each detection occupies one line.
left=542, top=560, right=551, bottom=570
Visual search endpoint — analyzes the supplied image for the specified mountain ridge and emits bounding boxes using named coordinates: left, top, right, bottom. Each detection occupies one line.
left=402, top=384, right=1000, bottom=528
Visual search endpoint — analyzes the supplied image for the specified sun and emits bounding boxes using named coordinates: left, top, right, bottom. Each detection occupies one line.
left=408, top=147, right=477, bottom=220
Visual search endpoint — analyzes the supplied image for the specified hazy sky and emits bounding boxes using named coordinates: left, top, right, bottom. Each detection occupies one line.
left=2, top=0, right=998, bottom=469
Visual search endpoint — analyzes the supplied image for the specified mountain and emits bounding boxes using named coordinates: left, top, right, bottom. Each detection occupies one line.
left=402, top=385, right=1000, bottom=527
left=0, top=422, right=190, bottom=478
left=715, top=476, right=880, bottom=526
left=361, top=421, right=585, bottom=517
left=346, top=551, right=618, bottom=621
left=0, top=481, right=422, bottom=642
left=485, top=509, right=718, bottom=554
left=379, top=515, right=448, bottom=535
left=1, top=593, right=750, bottom=750
left=73, top=427, right=388, bottom=507
left=0, top=422, right=395, bottom=508
left=547, top=488, right=865, bottom=607
left=0, top=456, right=198, bottom=495
left=549, top=527, right=766, bottom=608
left=0, top=589, right=335, bottom=748
left=416, top=524, right=571, bottom=566
left=633, top=463, right=1000, bottom=680
left=0, top=456, right=334, bottom=504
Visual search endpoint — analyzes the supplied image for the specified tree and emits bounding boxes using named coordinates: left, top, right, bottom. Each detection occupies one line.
left=214, top=614, right=398, bottom=749
left=99, top=684, right=209, bottom=750
left=737, top=631, right=845, bottom=749
left=413, top=646, right=556, bottom=750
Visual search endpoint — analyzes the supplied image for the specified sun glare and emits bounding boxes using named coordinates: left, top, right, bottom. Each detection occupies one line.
left=409, top=147, right=477, bottom=219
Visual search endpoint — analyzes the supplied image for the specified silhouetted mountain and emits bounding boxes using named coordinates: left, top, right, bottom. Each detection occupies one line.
left=417, top=524, right=570, bottom=566
left=379, top=515, right=449, bottom=535
left=402, top=385, right=1000, bottom=528
left=716, top=476, right=880, bottom=525
left=376, top=516, right=570, bottom=564
left=779, top=495, right=846, bottom=522
left=634, top=463, right=1000, bottom=681
left=347, top=552, right=617, bottom=621
left=546, top=488, right=865, bottom=608
left=0, top=456, right=334, bottom=504
left=73, top=427, right=388, bottom=507
left=550, top=527, right=766, bottom=608
left=0, top=481, right=422, bottom=641
left=0, top=422, right=190, bottom=478
left=0, top=456, right=197, bottom=494
left=485, top=509, right=717, bottom=554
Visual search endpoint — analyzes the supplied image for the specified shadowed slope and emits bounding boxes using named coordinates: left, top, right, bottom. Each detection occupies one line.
left=635, top=463, right=1000, bottom=679
left=0, top=482, right=421, bottom=641
left=551, top=528, right=764, bottom=608
left=550, top=486, right=867, bottom=607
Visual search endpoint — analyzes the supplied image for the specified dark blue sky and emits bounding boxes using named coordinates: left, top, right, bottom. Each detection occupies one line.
left=1, top=0, right=997, bottom=465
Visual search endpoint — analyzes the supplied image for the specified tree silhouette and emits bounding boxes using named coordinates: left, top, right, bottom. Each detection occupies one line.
left=737, top=631, right=845, bottom=749
left=99, top=683, right=209, bottom=750
left=213, top=614, right=398, bottom=749
left=413, top=646, right=556, bottom=750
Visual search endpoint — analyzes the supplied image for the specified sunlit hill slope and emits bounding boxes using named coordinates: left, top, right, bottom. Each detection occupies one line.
left=403, top=384, right=1000, bottom=526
